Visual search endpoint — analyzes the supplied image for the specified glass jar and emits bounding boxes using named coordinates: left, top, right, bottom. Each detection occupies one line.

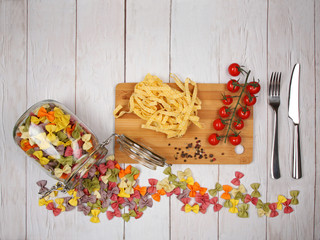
left=13, top=100, right=168, bottom=196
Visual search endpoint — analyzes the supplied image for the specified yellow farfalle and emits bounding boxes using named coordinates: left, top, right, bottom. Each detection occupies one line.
left=68, top=192, right=80, bottom=206
left=231, top=184, right=246, bottom=197
left=118, top=188, right=130, bottom=198
left=90, top=209, right=101, bottom=223
left=54, top=165, right=71, bottom=178
left=32, top=132, right=51, bottom=150
left=257, top=208, right=270, bottom=217
left=93, top=190, right=101, bottom=199
left=185, top=204, right=199, bottom=213
left=277, top=195, right=287, bottom=210
left=124, top=180, right=136, bottom=195
left=45, top=124, right=57, bottom=142
left=101, top=171, right=111, bottom=184
left=181, top=176, right=194, bottom=186
left=31, top=116, right=46, bottom=125
left=82, top=134, right=93, bottom=151
left=33, top=151, right=50, bottom=166
left=53, top=107, right=70, bottom=131
left=118, top=177, right=128, bottom=189
left=229, top=199, right=239, bottom=213
left=55, top=198, right=66, bottom=212
left=177, top=168, right=192, bottom=180
left=156, top=178, right=175, bottom=193
left=38, top=197, right=53, bottom=206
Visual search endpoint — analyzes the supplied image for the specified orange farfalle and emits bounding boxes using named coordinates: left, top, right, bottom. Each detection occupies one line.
left=133, top=173, right=140, bottom=180
left=188, top=182, right=201, bottom=197
left=134, top=185, right=147, bottom=196
left=37, top=106, right=55, bottom=122
left=199, top=186, right=207, bottom=195
left=114, top=163, right=121, bottom=170
left=221, top=185, right=233, bottom=200
left=119, top=165, right=132, bottom=179
left=152, top=189, right=166, bottom=202
left=66, top=124, right=76, bottom=136
left=17, top=132, right=22, bottom=137
left=20, top=139, right=34, bottom=152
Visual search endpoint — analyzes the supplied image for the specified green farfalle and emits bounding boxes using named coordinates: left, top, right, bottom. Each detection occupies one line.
left=87, top=200, right=101, bottom=209
left=133, top=198, right=140, bottom=205
left=138, top=206, right=147, bottom=212
left=82, top=177, right=100, bottom=194
left=56, top=156, right=73, bottom=166
left=172, top=180, right=187, bottom=190
left=26, top=148, right=35, bottom=155
left=224, top=199, right=233, bottom=208
left=125, top=166, right=139, bottom=182
left=290, top=190, right=300, bottom=205
left=256, top=199, right=263, bottom=209
left=237, top=203, right=249, bottom=218
left=57, top=131, right=68, bottom=142
left=107, top=168, right=120, bottom=182
left=163, top=166, right=177, bottom=182
left=234, top=192, right=245, bottom=201
left=23, top=116, right=31, bottom=132
left=71, top=123, right=83, bottom=139
left=209, top=183, right=223, bottom=197
left=250, top=183, right=261, bottom=198
left=122, top=210, right=137, bottom=222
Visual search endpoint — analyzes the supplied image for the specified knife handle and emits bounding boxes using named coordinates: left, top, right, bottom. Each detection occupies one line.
left=292, top=124, right=302, bottom=179
left=271, top=110, right=280, bottom=179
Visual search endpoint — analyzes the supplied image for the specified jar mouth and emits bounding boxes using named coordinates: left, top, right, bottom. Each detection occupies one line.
left=64, top=144, right=108, bottom=190
left=116, top=134, right=169, bottom=170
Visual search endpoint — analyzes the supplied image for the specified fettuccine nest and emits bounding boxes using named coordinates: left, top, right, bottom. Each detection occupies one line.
left=114, top=74, right=202, bottom=138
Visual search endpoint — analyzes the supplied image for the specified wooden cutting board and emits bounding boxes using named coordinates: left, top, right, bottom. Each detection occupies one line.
left=114, top=83, right=253, bottom=165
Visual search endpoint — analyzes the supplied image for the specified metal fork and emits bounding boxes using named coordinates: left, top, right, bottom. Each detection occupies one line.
left=269, top=72, right=281, bottom=179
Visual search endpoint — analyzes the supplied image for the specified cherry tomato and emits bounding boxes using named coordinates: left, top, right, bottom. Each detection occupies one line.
left=219, top=106, right=231, bottom=118
left=208, top=133, right=220, bottom=145
left=229, top=134, right=241, bottom=145
left=243, top=94, right=257, bottom=106
left=237, top=107, right=251, bottom=119
left=213, top=119, right=225, bottom=131
left=228, top=63, right=241, bottom=76
left=233, top=119, right=244, bottom=130
left=222, top=95, right=233, bottom=105
left=227, top=79, right=240, bottom=93
left=246, top=81, right=261, bottom=94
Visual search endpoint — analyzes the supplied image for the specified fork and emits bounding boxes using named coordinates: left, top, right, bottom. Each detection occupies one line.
left=269, top=72, right=281, bottom=179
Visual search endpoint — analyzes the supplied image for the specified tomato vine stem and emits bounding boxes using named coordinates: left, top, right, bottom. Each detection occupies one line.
left=224, top=70, right=251, bottom=143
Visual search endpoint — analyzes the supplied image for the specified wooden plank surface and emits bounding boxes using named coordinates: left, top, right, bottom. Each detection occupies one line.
left=0, top=0, right=318, bottom=239
left=115, top=82, right=253, bottom=165
left=0, top=0, right=27, bottom=239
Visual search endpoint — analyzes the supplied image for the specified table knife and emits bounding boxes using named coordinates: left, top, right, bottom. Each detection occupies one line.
left=288, top=63, right=302, bottom=179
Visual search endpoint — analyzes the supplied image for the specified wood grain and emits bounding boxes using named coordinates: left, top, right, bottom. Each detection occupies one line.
left=124, top=1, right=171, bottom=240
left=115, top=82, right=254, bottom=165
left=267, top=0, right=315, bottom=239
left=0, top=0, right=27, bottom=239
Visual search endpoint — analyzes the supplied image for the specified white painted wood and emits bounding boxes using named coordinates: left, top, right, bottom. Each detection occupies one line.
left=125, top=1, right=171, bottom=239
left=0, top=0, right=318, bottom=239
left=216, top=1, right=268, bottom=239
left=170, top=1, right=219, bottom=239
left=0, top=0, right=27, bottom=239
left=267, top=0, right=316, bottom=239
left=314, top=0, right=320, bottom=239
left=26, top=1, right=77, bottom=239
left=76, top=0, right=125, bottom=238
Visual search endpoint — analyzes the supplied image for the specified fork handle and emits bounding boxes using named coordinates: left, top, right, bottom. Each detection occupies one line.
left=292, top=124, right=302, bottom=179
left=271, top=110, right=280, bottom=179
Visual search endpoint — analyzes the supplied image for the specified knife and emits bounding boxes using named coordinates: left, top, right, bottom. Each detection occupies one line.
left=288, top=63, right=302, bottom=179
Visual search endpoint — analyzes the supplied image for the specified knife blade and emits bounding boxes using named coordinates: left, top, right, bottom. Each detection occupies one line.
left=288, top=63, right=302, bottom=179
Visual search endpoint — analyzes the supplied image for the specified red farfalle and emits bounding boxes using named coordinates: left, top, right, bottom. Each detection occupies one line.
left=231, top=171, right=244, bottom=186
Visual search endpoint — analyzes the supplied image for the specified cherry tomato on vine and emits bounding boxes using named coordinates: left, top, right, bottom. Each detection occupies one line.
left=229, top=134, right=242, bottom=146
left=246, top=81, right=261, bottom=94
left=222, top=95, right=233, bottom=105
left=208, top=133, right=220, bottom=145
left=233, top=119, right=244, bottom=130
left=219, top=106, right=231, bottom=118
left=213, top=118, right=225, bottom=131
left=237, top=107, right=251, bottom=119
left=228, top=63, right=241, bottom=77
left=227, top=79, right=240, bottom=93
left=243, top=94, right=257, bottom=106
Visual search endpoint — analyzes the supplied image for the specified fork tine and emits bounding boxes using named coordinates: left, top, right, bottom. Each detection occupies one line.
left=269, top=72, right=274, bottom=96
left=277, top=72, right=281, bottom=96
left=275, top=72, right=278, bottom=96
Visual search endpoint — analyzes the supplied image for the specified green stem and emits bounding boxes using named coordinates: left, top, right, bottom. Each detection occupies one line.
left=224, top=70, right=251, bottom=143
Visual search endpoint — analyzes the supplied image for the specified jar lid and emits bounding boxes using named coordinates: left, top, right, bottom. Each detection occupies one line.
left=115, top=134, right=169, bottom=170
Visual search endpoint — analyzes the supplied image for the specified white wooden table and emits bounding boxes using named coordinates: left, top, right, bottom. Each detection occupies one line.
left=1, top=0, right=319, bottom=239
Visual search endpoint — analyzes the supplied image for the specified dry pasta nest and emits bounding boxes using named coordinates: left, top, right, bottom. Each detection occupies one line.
left=114, top=73, right=202, bottom=138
